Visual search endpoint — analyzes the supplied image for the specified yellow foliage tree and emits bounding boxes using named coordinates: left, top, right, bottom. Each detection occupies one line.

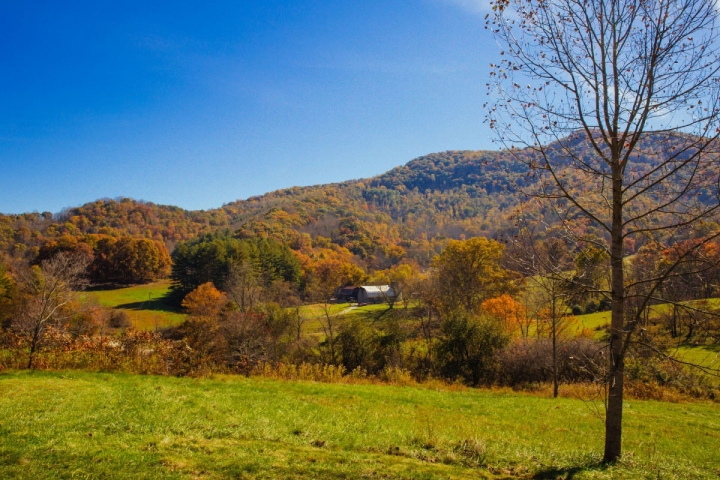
left=431, top=237, right=515, bottom=315
left=181, top=282, right=227, bottom=317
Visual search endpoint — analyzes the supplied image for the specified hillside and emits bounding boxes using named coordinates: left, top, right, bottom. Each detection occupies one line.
left=0, top=149, right=519, bottom=269
left=1, top=371, right=718, bottom=479
left=1, top=131, right=715, bottom=272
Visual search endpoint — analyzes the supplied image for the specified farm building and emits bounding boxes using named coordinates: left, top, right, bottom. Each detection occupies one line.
left=336, top=286, right=358, bottom=302
left=356, top=285, right=396, bottom=304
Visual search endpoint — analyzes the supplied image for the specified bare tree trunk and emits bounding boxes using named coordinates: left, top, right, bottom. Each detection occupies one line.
left=28, top=323, right=41, bottom=370
left=552, top=295, right=558, bottom=398
left=321, top=303, right=337, bottom=364
left=295, top=305, right=303, bottom=342
left=28, top=342, right=36, bottom=370
left=604, top=173, right=625, bottom=463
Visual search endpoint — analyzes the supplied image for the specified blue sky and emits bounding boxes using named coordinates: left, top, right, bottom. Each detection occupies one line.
left=0, top=0, right=497, bottom=214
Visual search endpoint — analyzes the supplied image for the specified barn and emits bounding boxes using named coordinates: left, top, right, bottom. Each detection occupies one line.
left=336, top=286, right=358, bottom=302
left=356, top=285, right=395, bottom=304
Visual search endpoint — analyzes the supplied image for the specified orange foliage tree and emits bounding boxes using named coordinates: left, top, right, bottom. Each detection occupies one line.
left=480, top=294, right=528, bottom=336
left=181, top=282, right=227, bottom=317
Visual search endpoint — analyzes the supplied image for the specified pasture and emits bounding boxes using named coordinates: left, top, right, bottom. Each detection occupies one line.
left=0, top=371, right=718, bottom=479
left=85, top=281, right=186, bottom=330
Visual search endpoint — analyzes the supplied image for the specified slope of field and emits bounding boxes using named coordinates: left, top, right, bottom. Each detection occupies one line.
left=86, top=281, right=186, bottom=330
left=298, top=302, right=396, bottom=338
left=0, top=371, right=718, bottom=479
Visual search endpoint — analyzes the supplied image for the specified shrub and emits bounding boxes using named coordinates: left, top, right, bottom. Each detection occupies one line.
left=109, top=310, right=132, bottom=329
left=434, top=314, right=510, bottom=386
left=597, top=298, right=611, bottom=312
left=584, top=301, right=598, bottom=314
left=495, top=337, right=603, bottom=387
left=338, top=319, right=378, bottom=373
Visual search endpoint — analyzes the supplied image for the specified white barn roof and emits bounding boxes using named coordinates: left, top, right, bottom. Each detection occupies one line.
left=358, top=285, right=394, bottom=297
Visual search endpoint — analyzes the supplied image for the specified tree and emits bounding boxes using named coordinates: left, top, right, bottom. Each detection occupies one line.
left=225, top=259, right=262, bottom=313
left=338, top=318, right=378, bottom=372
left=13, top=253, right=89, bottom=369
left=489, top=0, right=720, bottom=462
left=37, top=235, right=94, bottom=265
left=255, top=279, right=307, bottom=344
left=89, top=236, right=171, bottom=284
left=386, top=263, right=420, bottom=309
left=0, top=262, right=11, bottom=295
left=0, top=260, right=15, bottom=327
left=435, top=313, right=510, bottom=386
left=510, top=234, right=589, bottom=398
left=182, top=282, right=227, bottom=317
left=573, top=244, right=610, bottom=307
left=171, top=232, right=300, bottom=300
left=431, top=237, right=515, bottom=315
left=307, top=258, right=365, bottom=364
left=115, top=237, right=171, bottom=284
left=481, top=294, right=528, bottom=335
left=530, top=274, right=582, bottom=398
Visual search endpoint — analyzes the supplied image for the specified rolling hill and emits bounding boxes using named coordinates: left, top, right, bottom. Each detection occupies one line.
left=0, top=148, right=523, bottom=269
left=1, top=131, right=716, bottom=272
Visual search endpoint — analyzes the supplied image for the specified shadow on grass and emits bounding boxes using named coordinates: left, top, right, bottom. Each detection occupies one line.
left=113, top=297, right=182, bottom=313
left=531, top=461, right=607, bottom=479
left=86, top=283, right=135, bottom=291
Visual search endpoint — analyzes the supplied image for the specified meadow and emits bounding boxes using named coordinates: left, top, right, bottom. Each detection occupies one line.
left=80, top=280, right=720, bottom=381
left=84, top=284, right=393, bottom=334
left=298, top=302, right=398, bottom=338
left=85, top=281, right=186, bottom=330
left=0, top=370, right=718, bottom=479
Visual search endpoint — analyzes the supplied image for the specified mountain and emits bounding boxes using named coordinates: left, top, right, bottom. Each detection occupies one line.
left=0, top=148, right=529, bottom=269
left=2, top=131, right=714, bottom=272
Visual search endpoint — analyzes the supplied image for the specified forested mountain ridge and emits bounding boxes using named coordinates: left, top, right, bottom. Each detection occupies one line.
left=0, top=148, right=525, bottom=269
left=1, top=131, right=715, bottom=272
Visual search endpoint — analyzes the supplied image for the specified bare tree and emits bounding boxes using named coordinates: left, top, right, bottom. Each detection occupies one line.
left=488, top=0, right=720, bottom=462
left=219, top=311, right=267, bottom=373
left=510, top=233, right=586, bottom=397
left=225, top=259, right=262, bottom=313
left=305, top=259, right=363, bottom=364
left=261, top=280, right=306, bottom=342
left=14, top=253, right=89, bottom=369
left=314, top=295, right=341, bottom=365
left=286, top=294, right=306, bottom=342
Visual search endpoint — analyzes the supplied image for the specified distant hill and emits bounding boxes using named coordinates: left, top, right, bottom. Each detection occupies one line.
left=0, top=148, right=527, bottom=268
left=1, top=131, right=713, bottom=270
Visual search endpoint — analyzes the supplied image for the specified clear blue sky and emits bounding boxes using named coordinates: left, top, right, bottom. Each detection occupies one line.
left=0, top=0, right=497, bottom=214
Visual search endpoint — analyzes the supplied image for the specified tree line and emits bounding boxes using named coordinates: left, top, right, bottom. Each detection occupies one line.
left=2, top=232, right=717, bottom=391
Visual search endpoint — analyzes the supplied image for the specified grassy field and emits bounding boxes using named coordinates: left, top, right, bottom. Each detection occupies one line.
left=574, top=311, right=611, bottom=332
left=85, top=281, right=186, bottom=330
left=0, top=371, right=718, bottom=479
left=672, top=344, right=720, bottom=370
left=298, top=302, right=398, bottom=338
left=83, top=282, right=393, bottom=334
left=81, top=279, right=718, bottom=383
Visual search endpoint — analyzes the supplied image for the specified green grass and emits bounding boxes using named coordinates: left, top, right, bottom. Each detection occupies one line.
left=574, top=311, right=612, bottom=334
left=672, top=345, right=720, bottom=370
left=0, top=371, right=718, bottom=479
left=85, top=280, right=186, bottom=330
left=297, top=303, right=349, bottom=319
left=573, top=297, right=720, bottom=336
left=298, top=302, right=399, bottom=338
left=83, top=285, right=397, bottom=335
left=346, top=303, right=398, bottom=318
